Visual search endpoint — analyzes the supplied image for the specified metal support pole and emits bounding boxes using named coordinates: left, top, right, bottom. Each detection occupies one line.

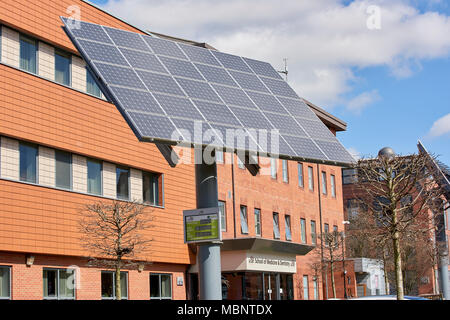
left=438, top=252, right=450, bottom=300
left=195, top=148, right=222, bottom=300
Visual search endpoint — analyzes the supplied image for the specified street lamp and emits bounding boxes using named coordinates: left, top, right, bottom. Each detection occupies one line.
left=341, top=221, right=350, bottom=299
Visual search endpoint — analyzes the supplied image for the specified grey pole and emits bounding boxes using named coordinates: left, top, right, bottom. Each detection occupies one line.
left=195, top=148, right=222, bottom=300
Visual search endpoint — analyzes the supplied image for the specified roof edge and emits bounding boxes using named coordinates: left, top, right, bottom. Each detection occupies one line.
left=303, top=98, right=347, bottom=132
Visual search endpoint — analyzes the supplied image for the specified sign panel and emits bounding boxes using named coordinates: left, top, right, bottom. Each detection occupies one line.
left=183, top=207, right=221, bottom=243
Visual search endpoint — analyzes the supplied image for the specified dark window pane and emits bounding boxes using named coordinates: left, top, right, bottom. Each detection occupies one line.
left=101, top=272, right=114, bottom=298
left=219, top=201, right=226, bottom=231
left=150, top=274, right=160, bottom=298
left=285, top=215, right=292, bottom=241
left=87, top=159, right=102, bottom=195
left=19, top=142, right=37, bottom=183
left=116, top=166, right=129, bottom=200
left=20, top=35, right=37, bottom=73
left=0, top=267, right=10, bottom=298
left=86, top=67, right=102, bottom=97
left=55, top=150, right=72, bottom=189
left=43, top=269, right=57, bottom=298
left=273, top=213, right=280, bottom=239
left=55, top=49, right=71, bottom=86
left=143, top=171, right=159, bottom=205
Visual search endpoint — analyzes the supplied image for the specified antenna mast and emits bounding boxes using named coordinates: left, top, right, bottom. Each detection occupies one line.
left=277, top=58, right=288, bottom=81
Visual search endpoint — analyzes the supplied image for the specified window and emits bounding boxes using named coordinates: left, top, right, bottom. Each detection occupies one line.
left=254, top=208, right=261, bottom=237
left=101, top=271, right=128, bottom=300
left=308, top=166, right=314, bottom=190
left=0, top=266, right=11, bottom=300
left=219, top=201, right=226, bottom=232
left=331, top=174, right=336, bottom=198
left=298, top=163, right=304, bottom=187
left=55, top=49, right=71, bottom=86
left=150, top=274, right=172, bottom=300
left=303, top=275, right=309, bottom=300
left=311, top=220, right=317, bottom=245
left=240, top=205, right=248, bottom=234
left=43, top=268, right=75, bottom=300
left=19, top=34, right=37, bottom=73
left=270, top=158, right=277, bottom=179
left=282, top=160, right=288, bottom=183
left=19, top=142, right=38, bottom=183
left=143, top=171, right=161, bottom=206
left=285, top=215, right=292, bottom=241
left=273, top=212, right=280, bottom=239
left=324, top=223, right=329, bottom=234
left=55, top=150, right=72, bottom=190
left=87, top=158, right=102, bottom=195
left=300, top=218, right=306, bottom=244
left=333, top=225, right=338, bottom=233
left=313, top=278, right=319, bottom=300
left=216, top=149, right=224, bottom=164
left=321, top=171, right=327, bottom=195
left=116, top=166, right=130, bottom=200
left=86, top=67, right=102, bottom=97
left=342, top=168, right=358, bottom=185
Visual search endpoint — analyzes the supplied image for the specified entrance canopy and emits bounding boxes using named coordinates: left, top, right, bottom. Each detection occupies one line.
left=61, top=17, right=354, bottom=166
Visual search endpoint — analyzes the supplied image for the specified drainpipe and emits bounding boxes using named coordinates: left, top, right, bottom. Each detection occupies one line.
left=231, top=155, right=237, bottom=238
left=317, top=163, right=327, bottom=299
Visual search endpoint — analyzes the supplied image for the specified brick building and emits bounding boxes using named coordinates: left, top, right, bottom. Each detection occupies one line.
left=0, top=0, right=352, bottom=300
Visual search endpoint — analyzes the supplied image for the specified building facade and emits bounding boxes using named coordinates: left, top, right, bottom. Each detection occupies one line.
left=0, top=0, right=351, bottom=300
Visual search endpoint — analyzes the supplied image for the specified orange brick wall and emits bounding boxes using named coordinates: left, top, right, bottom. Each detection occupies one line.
left=0, top=251, right=186, bottom=300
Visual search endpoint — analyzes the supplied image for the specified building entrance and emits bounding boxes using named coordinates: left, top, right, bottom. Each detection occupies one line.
left=222, top=272, right=293, bottom=300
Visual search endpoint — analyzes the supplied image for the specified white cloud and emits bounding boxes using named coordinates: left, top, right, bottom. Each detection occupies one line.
left=100, top=0, right=450, bottom=110
left=346, top=90, right=381, bottom=114
left=346, top=147, right=362, bottom=160
left=428, top=113, right=450, bottom=138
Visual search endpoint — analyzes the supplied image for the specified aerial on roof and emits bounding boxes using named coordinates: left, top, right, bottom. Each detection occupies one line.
left=61, top=17, right=355, bottom=165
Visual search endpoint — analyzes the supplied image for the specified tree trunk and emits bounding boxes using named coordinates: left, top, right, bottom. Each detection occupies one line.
left=392, top=232, right=404, bottom=300
left=115, top=263, right=121, bottom=300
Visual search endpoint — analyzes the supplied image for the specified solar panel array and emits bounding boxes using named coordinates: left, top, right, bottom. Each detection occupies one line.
left=62, top=18, right=355, bottom=164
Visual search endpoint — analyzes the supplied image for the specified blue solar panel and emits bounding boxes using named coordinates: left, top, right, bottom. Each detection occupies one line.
left=126, top=111, right=179, bottom=141
left=119, top=48, right=167, bottom=73
left=109, top=86, right=165, bottom=115
left=62, top=18, right=112, bottom=44
left=211, top=51, right=253, bottom=73
left=229, top=70, right=269, bottom=93
left=63, top=18, right=355, bottom=165
left=245, top=91, right=286, bottom=114
left=277, top=97, right=317, bottom=119
left=104, top=26, right=149, bottom=51
left=136, top=70, right=185, bottom=96
left=263, top=112, right=308, bottom=136
left=93, top=62, right=146, bottom=89
left=159, top=56, right=204, bottom=80
left=171, top=118, right=223, bottom=147
left=77, top=39, right=128, bottom=65
left=243, top=57, right=283, bottom=79
left=193, top=100, right=241, bottom=126
left=260, top=77, right=299, bottom=98
left=212, top=84, right=257, bottom=109
left=143, top=36, right=187, bottom=59
left=195, top=63, right=238, bottom=87
left=153, top=93, right=204, bottom=120
left=175, top=78, right=222, bottom=103
left=179, top=43, right=221, bottom=66
left=229, top=107, right=273, bottom=130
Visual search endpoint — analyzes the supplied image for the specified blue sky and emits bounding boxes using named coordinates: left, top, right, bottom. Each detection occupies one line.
left=88, top=0, right=450, bottom=164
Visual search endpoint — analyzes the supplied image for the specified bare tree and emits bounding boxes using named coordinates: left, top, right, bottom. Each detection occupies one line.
left=79, top=200, right=153, bottom=300
left=320, top=230, right=343, bottom=298
left=352, top=152, right=445, bottom=299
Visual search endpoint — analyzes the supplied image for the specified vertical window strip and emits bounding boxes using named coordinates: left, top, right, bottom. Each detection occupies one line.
left=331, top=174, right=336, bottom=197
left=19, top=34, right=37, bottom=74
left=298, top=163, right=304, bottom=187
left=285, top=215, right=292, bottom=241
left=240, top=205, right=248, bottom=234
left=273, top=212, right=280, bottom=239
